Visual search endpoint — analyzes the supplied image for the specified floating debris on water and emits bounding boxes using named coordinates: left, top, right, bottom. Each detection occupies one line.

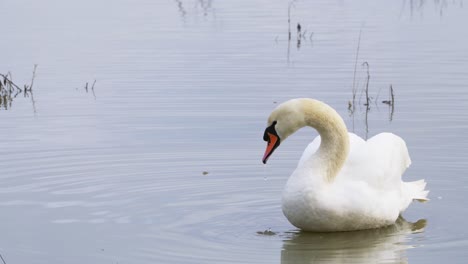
left=202, top=171, right=209, bottom=175
left=257, top=228, right=276, bottom=236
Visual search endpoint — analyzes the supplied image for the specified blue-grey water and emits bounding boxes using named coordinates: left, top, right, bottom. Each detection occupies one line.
left=1, top=0, right=468, bottom=263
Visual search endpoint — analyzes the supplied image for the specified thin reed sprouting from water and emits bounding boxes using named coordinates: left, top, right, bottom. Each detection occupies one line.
left=29, top=65, right=38, bottom=113
left=297, top=23, right=301, bottom=49
left=82, top=80, right=97, bottom=100
left=287, top=1, right=295, bottom=41
left=362, top=61, right=370, bottom=109
left=91, top=79, right=97, bottom=99
left=30, top=64, right=37, bottom=90
left=384, top=84, right=395, bottom=121
left=390, top=85, right=395, bottom=104
left=286, top=1, right=295, bottom=63
left=351, top=29, right=362, bottom=111
left=362, top=61, right=371, bottom=139
left=365, top=102, right=369, bottom=140
left=284, top=0, right=313, bottom=63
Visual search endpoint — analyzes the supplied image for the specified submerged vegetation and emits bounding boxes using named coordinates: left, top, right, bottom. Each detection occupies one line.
left=284, top=1, right=314, bottom=63
left=83, top=79, right=97, bottom=100
left=0, top=65, right=37, bottom=112
left=173, top=0, right=214, bottom=20
left=0, top=66, right=98, bottom=112
left=347, top=30, right=396, bottom=139
left=348, top=60, right=395, bottom=115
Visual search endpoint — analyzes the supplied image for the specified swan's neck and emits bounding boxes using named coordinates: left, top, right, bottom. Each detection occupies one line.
left=301, top=100, right=349, bottom=182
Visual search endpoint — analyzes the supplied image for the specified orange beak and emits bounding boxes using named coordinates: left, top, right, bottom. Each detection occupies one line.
left=262, top=132, right=279, bottom=164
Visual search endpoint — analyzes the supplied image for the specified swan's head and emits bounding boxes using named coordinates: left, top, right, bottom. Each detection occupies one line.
left=262, top=99, right=305, bottom=164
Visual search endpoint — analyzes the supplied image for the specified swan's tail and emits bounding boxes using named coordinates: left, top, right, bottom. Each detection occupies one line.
left=405, top=179, right=429, bottom=202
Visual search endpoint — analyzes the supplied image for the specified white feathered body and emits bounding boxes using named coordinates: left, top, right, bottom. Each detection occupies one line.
left=282, top=132, right=428, bottom=232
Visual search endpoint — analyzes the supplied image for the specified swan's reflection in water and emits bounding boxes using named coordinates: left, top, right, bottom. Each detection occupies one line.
left=281, top=218, right=426, bottom=264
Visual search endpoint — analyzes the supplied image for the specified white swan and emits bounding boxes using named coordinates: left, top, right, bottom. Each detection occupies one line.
left=262, top=98, right=428, bottom=232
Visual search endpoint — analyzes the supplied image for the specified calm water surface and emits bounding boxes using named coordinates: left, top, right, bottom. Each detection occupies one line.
left=1, top=0, right=468, bottom=263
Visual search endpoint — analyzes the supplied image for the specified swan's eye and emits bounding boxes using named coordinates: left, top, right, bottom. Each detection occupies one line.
left=263, top=121, right=278, bottom=141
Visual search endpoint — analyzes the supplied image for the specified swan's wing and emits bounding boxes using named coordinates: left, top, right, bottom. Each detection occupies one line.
left=336, top=133, right=423, bottom=216
left=366, top=133, right=411, bottom=187
left=339, top=133, right=411, bottom=189
left=300, top=133, right=411, bottom=190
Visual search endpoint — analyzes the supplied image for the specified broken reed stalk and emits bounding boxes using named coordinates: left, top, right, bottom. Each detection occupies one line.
left=0, top=65, right=38, bottom=111
left=0, top=73, right=22, bottom=91
left=0, top=65, right=37, bottom=93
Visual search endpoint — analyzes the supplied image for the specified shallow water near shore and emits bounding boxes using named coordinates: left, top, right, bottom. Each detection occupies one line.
left=1, top=0, right=468, bottom=263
